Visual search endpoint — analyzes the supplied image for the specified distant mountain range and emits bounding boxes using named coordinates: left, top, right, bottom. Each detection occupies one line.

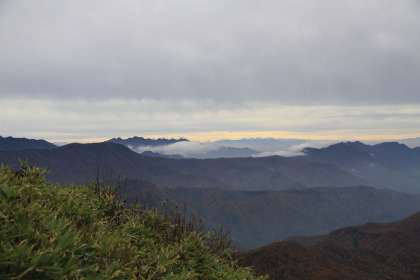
left=241, top=211, right=420, bottom=279
left=303, top=141, right=420, bottom=193
left=1, top=139, right=419, bottom=193
left=106, top=136, right=189, bottom=147
left=106, top=136, right=259, bottom=158
left=0, top=136, right=56, bottom=151
left=0, top=141, right=366, bottom=189
left=1, top=136, right=420, bottom=251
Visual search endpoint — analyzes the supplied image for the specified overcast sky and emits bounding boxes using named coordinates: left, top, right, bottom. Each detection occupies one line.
left=1, top=0, right=419, bottom=142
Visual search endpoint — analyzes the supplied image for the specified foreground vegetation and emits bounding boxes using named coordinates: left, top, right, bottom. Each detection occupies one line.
left=0, top=162, right=266, bottom=279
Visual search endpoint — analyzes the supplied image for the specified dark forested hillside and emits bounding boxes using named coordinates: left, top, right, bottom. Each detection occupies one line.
left=123, top=180, right=420, bottom=249
left=0, top=136, right=56, bottom=151
left=241, top=211, right=420, bottom=279
left=288, top=210, right=420, bottom=254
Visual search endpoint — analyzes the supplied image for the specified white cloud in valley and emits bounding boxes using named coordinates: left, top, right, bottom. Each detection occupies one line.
left=136, top=141, right=220, bottom=158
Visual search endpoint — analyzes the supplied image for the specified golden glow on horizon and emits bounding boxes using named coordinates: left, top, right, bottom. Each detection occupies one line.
left=49, top=130, right=420, bottom=144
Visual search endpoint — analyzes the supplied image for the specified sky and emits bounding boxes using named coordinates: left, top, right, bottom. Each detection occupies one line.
left=0, top=0, right=419, bottom=143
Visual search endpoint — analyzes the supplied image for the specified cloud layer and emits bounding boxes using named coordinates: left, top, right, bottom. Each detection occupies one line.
left=0, top=0, right=419, bottom=141
left=1, top=97, right=419, bottom=141
left=1, top=0, right=419, bottom=105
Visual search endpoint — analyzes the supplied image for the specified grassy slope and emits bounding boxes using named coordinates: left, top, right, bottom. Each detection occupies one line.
left=0, top=162, right=266, bottom=280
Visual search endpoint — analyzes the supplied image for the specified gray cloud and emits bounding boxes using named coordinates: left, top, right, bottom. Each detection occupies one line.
left=1, top=0, right=420, bottom=142
left=0, top=0, right=419, bottom=106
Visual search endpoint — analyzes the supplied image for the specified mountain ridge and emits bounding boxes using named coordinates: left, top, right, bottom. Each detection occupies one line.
left=0, top=142, right=367, bottom=190
left=1, top=141, right=419, bottom=193
left=241, top=211, right=420, bottom=279
left=1, top=139, right=420, bottom=251
left=303, top=141, right=420, bottom=193
left=0, top=136, right=57, bottom=151
left=123, top=180, right=420, bottom=249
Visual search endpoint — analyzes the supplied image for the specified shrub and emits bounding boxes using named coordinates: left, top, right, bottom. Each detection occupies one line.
left=0, top=161, right=267, bottom=279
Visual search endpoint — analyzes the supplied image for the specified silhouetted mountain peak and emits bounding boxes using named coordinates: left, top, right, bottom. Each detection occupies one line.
left=304, top=141, right=415, bottom=159
left=372, top=141, right=411, bottom=154
left=0, top=136, right=57, bottom=151
left=58, top=142, right=135, bottom=154
left=325, top=141, right=369, bottom=151
left=303, top=141, right=373, bottom=162
left=374, top=141, right=408, bottom=148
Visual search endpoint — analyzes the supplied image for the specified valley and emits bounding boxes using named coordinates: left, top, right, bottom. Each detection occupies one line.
left=1, top=136, right=420, bottom=278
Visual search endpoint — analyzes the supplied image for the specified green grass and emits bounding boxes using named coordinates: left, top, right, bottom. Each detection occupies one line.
left=0, top=161, right=267, bottom=279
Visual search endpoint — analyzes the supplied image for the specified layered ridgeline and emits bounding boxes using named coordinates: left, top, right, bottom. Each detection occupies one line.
left=303, top=141, right=420, bottom=194
left=241, top=211, right=420, bottom=280
left=0, top=139, right=419, bottom=193
left=0, top=163, right=265, bottom=279
left=0, top=141, right=366, bottom=189
left=123, top=180, right=420, bottom=249
left=1, top=139, right=420, bottom=249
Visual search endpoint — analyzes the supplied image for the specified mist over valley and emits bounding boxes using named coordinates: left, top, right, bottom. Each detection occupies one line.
left=1, top=135, right=420, bottom=253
